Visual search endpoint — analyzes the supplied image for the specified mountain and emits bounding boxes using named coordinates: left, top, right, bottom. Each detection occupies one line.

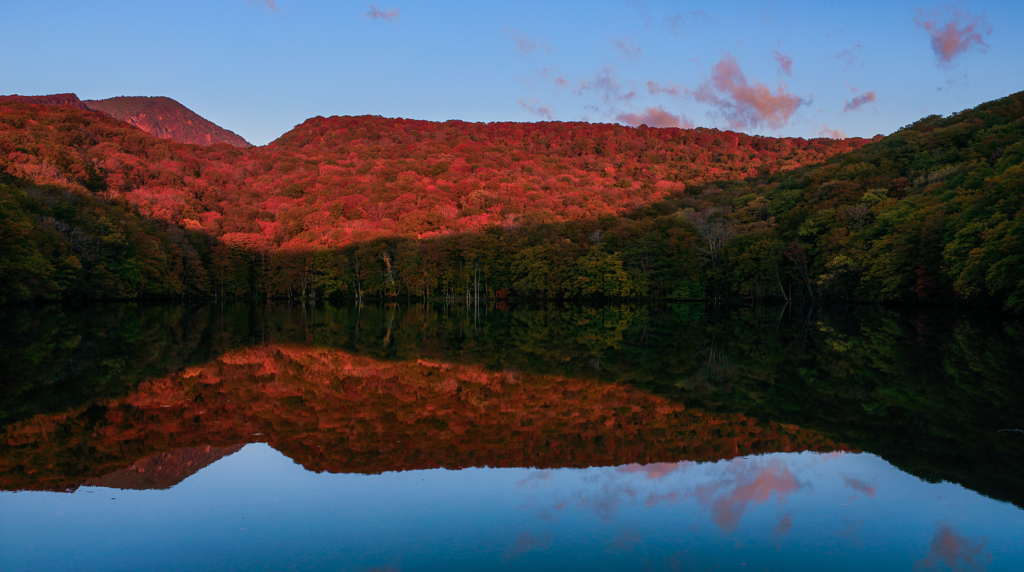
left=82, top=445, right=244, bottom=490
left=0, top=90, right=1022, bottom=309
left=0, top=92, right=250, bottom=147
left=84, top=95, right=251, bottom=147
left=0, top=92, right=92, bottom=110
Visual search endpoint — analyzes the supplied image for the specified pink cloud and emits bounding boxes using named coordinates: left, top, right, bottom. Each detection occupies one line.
left=774, top=512, right=793, bottom=537
left=692, top=53, right=805, bottom=130
left=835, top=42, right=864, bottom=70
left=843, top=91, right=876, bottom=113
left=505, top=532, right=552, bottom=559
left=775, top=50, right=793, bottom=75
left=819, top=125, right=847, bottom=139
left=616, top=107, right=693, bottom=129
left=647, top=80, right=682, bottom=97
left=577, top=65, right=637, bottom=104
left=248, top=0, right=277, bottom=10
left=617, top=462, right=683, bottom=480
left=608, top=529, right=642, bottom=551
left=365, top=3, right=399, bottom=21
left=507, top=29, right=551, bottom=55
left=670, top=10, right=719, bottom=35
left=613, top=37, right=641, bottom=59
left=519, top=98, right=553, bottom=121
left=916, top=525, right=991, bottom=571
left=915, top=7, right=991, bottom=65
left=693, top=461, right=803, bottom=532
left=841, top=475, right=875, bottom=496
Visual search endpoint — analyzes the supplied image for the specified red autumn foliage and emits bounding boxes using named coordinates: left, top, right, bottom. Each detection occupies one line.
left=83, top=96, right=251, bottom=148
left=0, top=345, right=845, bottom=491
left=0, top=97, right=867, bottom=254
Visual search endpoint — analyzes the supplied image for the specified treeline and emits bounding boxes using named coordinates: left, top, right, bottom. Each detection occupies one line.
left=0, top=175, right=210, bottom=303
left=1, top=91, right=1022, bottom=309
left=204, top=89, right=1024, bottom=308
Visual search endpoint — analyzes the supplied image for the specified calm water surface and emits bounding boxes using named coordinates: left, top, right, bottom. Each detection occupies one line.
left=1, top=302, right=1022, bottom=571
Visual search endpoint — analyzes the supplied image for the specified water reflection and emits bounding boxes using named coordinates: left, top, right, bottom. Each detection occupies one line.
left=1, top=301, right=1023, bottom=570
left=0, top=343, right=839, bottom=491
left=4, top=445, right=1021, bottom=572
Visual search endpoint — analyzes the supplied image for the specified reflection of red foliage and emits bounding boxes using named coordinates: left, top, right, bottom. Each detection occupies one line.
left=82, top=445, right=244, bottom=490
left=0, top=345, right=846, bottom=491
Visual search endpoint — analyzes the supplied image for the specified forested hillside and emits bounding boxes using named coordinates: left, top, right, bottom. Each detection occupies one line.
left=83, top=96, right=251, bottom=148
left=0, top=91, right=1021, bottom=308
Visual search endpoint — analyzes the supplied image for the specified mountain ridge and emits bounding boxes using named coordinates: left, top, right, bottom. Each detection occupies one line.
left=0, top=90, right=1021, bottom=309
left=83, top=95, right=251, bottom=148
left=0, top=92, right=251, bottom=147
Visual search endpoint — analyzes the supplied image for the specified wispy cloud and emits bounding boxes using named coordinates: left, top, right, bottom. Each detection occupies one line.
left=835, top=41, right=864, bottom=71
left=616, top=107, right=693, bottom=129
left=691, top=53, right=805, bottom=130
left=506, top=28, right=551, bottom=55
left=841, top=475, right=875, bottom=496
left=577, top=65, right=637, bottom=105
left=613, top=37, right=641, bottom=59
left=915, top=525, right=991, bottom=572
left=365, top=3, right=399, bottom=22
left=914, top=7, right=991, bottom=65
left=668, top=9, right=719, bottom=36
left=774, top=512, right=793, bottom=537
left=505, top=532, right=552, bottom=559
left=692, top=460, right=803, bottom=532
left=843, top=91, right=876, bottom=113
left=248, top=0, right=277, bottom=11
left=774, top=50, right=793, bottom=75
left=819, top=126, right=847, bottom=139
left=519, top=98, right=553, bottom=120
left=647, top=80, right=683, bottom=97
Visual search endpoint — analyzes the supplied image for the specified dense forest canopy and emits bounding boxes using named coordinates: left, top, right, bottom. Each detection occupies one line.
left=2, top=302, right=1021, bottom=506
left=0, top=90, right=1021, bottom=309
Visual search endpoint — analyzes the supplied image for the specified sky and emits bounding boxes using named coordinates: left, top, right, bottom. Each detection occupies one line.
left=1, top=0, right=1022, bottom=146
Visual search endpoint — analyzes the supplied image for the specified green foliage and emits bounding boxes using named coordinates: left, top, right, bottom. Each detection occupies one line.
left=3, top=91, right=1024, bottom=309
left=3, top=302, right=1022, bottom=506
left=0, top=180, right=195, bottom=302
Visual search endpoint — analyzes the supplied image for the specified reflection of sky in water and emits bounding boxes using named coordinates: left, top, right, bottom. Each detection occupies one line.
left=2, top=445, right=1023, bottom=571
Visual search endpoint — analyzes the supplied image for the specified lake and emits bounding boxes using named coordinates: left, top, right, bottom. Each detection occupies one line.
left=1, top=302, right=1023, bottom=571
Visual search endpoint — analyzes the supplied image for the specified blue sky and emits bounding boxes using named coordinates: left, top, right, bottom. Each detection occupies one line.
left=1, top=0, right=1022, bottom=145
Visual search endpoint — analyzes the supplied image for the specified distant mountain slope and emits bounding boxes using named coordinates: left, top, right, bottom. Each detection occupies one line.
left=0, top=93, right=91, bottom=110
left=5, top=90, right=1022, bottom=308
left=84, top=96, right=251, bottom=147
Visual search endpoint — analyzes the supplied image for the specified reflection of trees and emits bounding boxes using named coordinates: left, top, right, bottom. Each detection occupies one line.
left=681, top=343, right=737, bottom=392
left=0, top=343, right=840, bottom=491
left=2, top=301, right=1023, bottom=507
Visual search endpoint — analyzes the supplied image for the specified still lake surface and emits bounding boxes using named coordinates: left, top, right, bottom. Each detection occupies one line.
left=1, top=302, right=1022, bottom=571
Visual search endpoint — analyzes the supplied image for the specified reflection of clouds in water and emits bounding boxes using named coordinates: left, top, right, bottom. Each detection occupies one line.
left=692, top=459, right=803, bottom=532
left=608, top=528, right=642, bottom=552
left=523, top=456, right=805, bottom=531
left=517, top=470, right=552, bottom=488
left=837, top=519, right=865, bottom=538
left=505, top=532, right=552, bottom=559
left=915, top=525, right=991, bottom=572
left=617, top=462, right=687, bottom=480
left=774, top=512, right=793, bottom=538
left=842, top=475, right=876, bottom=497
